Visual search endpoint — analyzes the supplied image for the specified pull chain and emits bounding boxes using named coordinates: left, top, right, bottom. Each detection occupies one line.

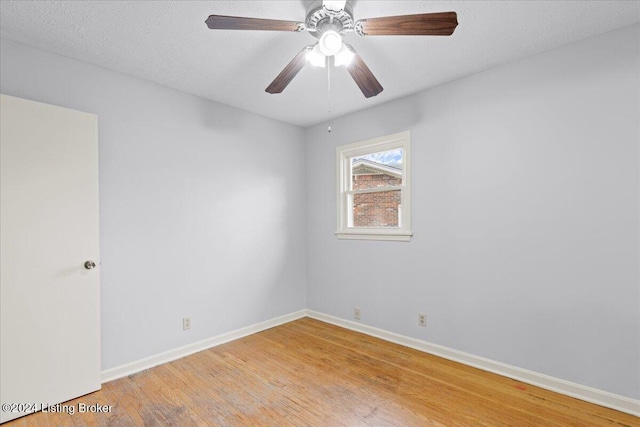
left=327, top=56, right=332, bottom=133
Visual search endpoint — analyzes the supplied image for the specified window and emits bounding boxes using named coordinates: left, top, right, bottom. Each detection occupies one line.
left=336, top=131, right=412, bottom=241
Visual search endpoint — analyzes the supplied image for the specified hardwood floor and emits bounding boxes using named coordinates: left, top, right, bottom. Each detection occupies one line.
left=5, top=317, right=639, bottom=426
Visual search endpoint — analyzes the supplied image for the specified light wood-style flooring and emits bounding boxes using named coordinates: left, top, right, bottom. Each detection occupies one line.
left=5, top=317, right=639, bottom=426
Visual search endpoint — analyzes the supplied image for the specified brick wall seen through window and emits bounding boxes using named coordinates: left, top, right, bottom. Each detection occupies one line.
left=352, top=173, right=401, bottom=227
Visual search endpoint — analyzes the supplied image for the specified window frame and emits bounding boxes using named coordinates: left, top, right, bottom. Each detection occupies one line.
left=335, top=130, right=412, bottom=241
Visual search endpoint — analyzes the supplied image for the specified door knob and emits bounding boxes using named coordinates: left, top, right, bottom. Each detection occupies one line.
left=84, top=260, right=96, bottom=270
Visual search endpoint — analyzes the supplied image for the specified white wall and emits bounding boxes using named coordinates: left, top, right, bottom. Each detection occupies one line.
left=305, top=24, right=639, bottom=399
left=0, top=39, right=307, bottom=370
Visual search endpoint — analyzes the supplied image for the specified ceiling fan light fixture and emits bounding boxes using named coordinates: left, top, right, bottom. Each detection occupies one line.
left=205, top=7, right=459, bottom=98
left=334, top=43, right=355, bottom=67
left=318, top=30, right=342, bottom=56
left=307, top=44, right=326, bottom=67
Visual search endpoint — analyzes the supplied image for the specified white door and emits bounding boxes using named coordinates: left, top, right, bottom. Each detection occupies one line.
left=0, top=94, right=101, bottom=423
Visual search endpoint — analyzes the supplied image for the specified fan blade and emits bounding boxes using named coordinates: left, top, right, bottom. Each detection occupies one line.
left=355, top=12, right=458, bottom=36
left=266, top=47, right=310, bottom=94
left=346, top=48, right=383, bottom=98
left=323, top=0, right=347, bottom=12
left=205, top=15, right=304, bottom=32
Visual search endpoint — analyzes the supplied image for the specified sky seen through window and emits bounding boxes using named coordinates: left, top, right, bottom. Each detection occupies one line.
left=352, top=148, right=403, bottom=167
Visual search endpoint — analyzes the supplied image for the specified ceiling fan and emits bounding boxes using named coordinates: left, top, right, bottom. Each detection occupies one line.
left=205, top=1, right=458, bottom=98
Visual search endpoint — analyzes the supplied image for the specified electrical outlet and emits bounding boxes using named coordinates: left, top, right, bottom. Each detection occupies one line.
left=418, top=313, right=427, bottom=327
left=354, top=307, right=361, bottom=321
left=183, top=317, right=191, bottom=330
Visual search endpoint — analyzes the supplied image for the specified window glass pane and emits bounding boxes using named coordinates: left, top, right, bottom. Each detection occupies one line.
left=351, top=148, right=403, bottom=191
left=351, top=189, right=401, bottom=228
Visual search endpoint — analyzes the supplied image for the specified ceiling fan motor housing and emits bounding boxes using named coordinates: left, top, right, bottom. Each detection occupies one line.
left=306, top=1, right=354, bottom=38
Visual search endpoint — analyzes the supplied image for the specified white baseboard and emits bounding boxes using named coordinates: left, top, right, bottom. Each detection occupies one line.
left=101, top=308, right=639, bottom=417
left=101, top=310, right=307, bottom=383
left=306, top=310, right=640, bottom=417
left=307, top=310, right=640, bottom=416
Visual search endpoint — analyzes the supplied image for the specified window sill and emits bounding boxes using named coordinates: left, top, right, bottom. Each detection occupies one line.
left=335, top=230, right=413, bottom=242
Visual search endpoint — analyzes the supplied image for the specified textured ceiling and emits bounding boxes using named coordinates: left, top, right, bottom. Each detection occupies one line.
left=1, top=1, right=639, bottom=127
